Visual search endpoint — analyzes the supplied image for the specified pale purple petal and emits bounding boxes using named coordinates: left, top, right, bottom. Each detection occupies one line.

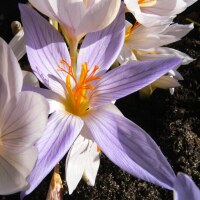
left=77, top=4, right=125, bottom=75
left=21, top=112, right=83, bottom=198
left=19, top=4, right=70, bottom=90
left=83, top=105, right=176, bottom=190
left=173, top=172, right=200, bottom=200
left=91, top=58, right=182, bottom=107
left=0, top=37, right=23, bottom=98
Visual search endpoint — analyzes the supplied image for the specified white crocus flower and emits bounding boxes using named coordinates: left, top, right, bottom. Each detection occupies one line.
left=28, top=0, right=121, bottom=44
left=118, top=21, right=194, bottom=97
left=0, top=38, right=49, bottom=195
left=124, top=0, right=197, bottom=27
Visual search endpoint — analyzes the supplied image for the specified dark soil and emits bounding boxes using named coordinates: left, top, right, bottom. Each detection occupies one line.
left=0, top=1, right=200, bottom=200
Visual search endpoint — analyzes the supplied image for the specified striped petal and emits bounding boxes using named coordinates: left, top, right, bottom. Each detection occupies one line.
left=19, top=4, right=70, bottom=91
left=21, top=112, right=83, bottom=197
left=91, top=58, right=182, bottom=107
left=83, top=104, right=176, bottom=190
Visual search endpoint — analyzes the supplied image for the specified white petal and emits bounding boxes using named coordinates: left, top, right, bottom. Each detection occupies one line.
left=77, top=0, right=121, bottom=35
left=162, top=23, right=193, bottom=40
left=118, top=45, right=137, bottom=65
left=22, top=85, right=66, bottom=114
left=152, top=76, right=181, bottom=89
left=9, top=29, right=26, bottom=61
left=65, top=135, right=88, bottom=194
left=155, top=47, right=194, bottom=65
left=84, top=140, right=100, bottom=186
left=0, top=38, right=23, bottom=98
left=1, top=146, right=38, bottom=181
left=0, top=156, right=28, bottom=195
left=0, top=75, right=8, bottom=111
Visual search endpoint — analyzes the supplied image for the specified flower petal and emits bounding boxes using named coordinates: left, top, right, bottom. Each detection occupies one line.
left=28, top=0, right=56, bottom=22
left=65, top=135, right=88, bottom=194
left=29, top=0, right=86, bottom=37
left=19, top=4, right=70, bottom=90
left=152, top=76, right=180, bottom=89
left=76, top=0, right=121, bottom=35
left=118, top=45, right=137, bottom=65
left=134, top=12, right=173, bottom=27
left=91, top=58, right=182, bottom=107
left=151, top=47, right=195, bottom=65
left=83, top=139, right=100, bottom=187
left=77, top=4, right=125, bottom=75
left=0, top=156, right=28, bottom=195
left=9, top=29, right=26, bottom=61
left=1, top=147, right=37, bottom=182
left=22, top=85, right=66, bottom=114
left=83, top=104, right=176, bottom=189
left=0, top=91, right=49, bottom=153
left=142, top=0, right=197, bottom=16
left=0, top=37, right=23, bottom=98
left=0, top=75, right=8, bottom=111
left=173, top=172, right=200, bottom=200
left=66, top=132, right=100, bottom=194
left=21, top=111, right=83, bottom=197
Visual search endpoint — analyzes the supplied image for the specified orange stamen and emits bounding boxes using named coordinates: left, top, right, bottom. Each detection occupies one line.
left=125, top=22, right=140, bottom=38
left=97, top=146, right=101, bottom=153
left=57, top=59, right=101, bottom=115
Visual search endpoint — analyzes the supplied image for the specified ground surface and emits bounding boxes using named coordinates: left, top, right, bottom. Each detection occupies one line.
left=0, top=1, right=200, bottom=200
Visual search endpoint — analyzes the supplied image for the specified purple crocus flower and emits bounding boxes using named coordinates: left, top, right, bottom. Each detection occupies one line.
left=19, top=3, right=199, bottom=199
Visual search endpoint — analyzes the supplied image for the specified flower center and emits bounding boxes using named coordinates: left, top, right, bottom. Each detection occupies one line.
left=58, top=60, right=101, bottom=116
left=138, top=0, right=157, bottom=7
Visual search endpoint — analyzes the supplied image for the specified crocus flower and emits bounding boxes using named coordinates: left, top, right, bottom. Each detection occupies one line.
left=0, top=37, right=49, bottom=195
left=124, top=0, right=197, bottom=27
left=28, top=0, right=121, bottom=44
left=118, top=21, right=194, bottom=97
left=20, top=4, right=184, bottom=197
left=119, top=21, right=194, bottom=64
